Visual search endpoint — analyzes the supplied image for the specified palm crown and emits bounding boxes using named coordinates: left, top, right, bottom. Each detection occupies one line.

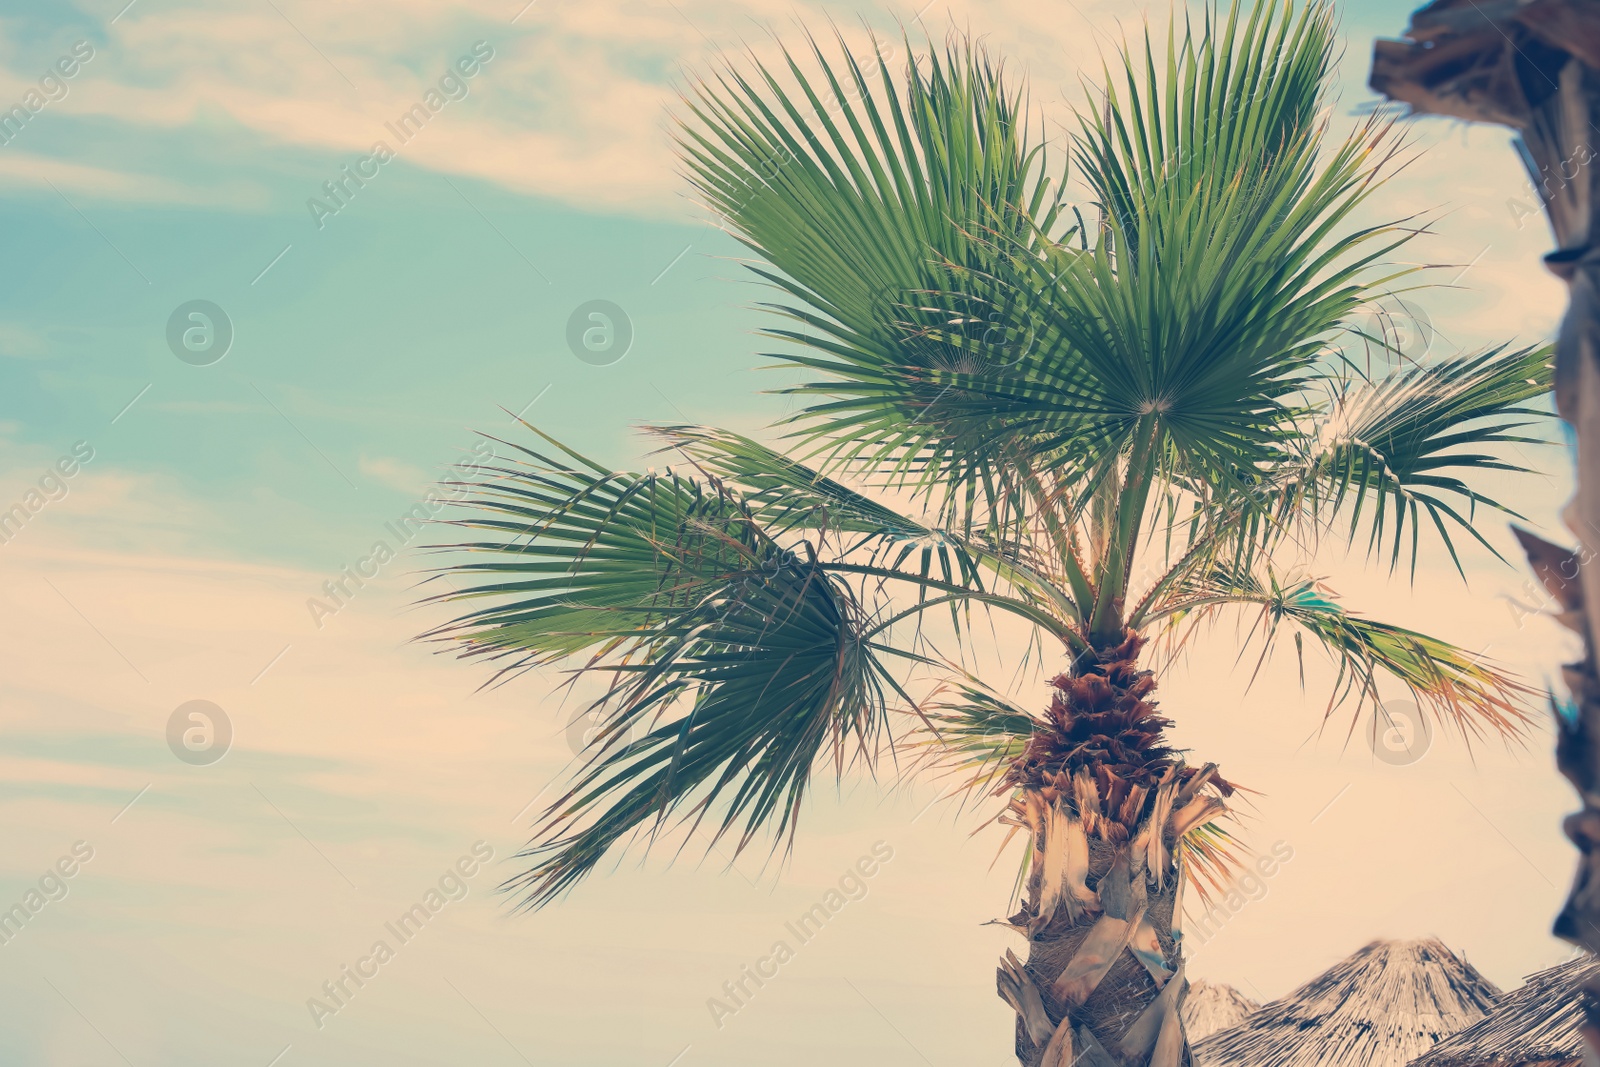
left=423, top=0, right=1550, bottom=913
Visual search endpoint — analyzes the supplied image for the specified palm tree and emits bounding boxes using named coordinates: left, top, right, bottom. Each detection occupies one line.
left=424, top=3, right=1550, bottom=1064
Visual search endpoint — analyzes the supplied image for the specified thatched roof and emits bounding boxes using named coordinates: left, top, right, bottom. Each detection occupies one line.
left=1406, top=955, right=1600, bottom=1067
left=1193, top=938, right=1502, bottom=1067
left=1183, top=980, right=1259, bottom=1043
left=1371, top=0, right=1600, bottom=130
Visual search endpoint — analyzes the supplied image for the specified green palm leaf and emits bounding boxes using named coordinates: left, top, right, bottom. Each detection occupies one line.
left=650, top=423, right=1089, bottom=635
left=907, top=670, right=1040, bottom=797
left=677, top=28, right=1070, bottom=514
left=424, top=0, right=1553, bottom=910
left=974, top=5, right=1407, bottom=494
left=421, top=428, right=1067, bottom=906
left=1298, top=344, right=1555, bottom=573
left=1148, top=566, right=1534, bottom=740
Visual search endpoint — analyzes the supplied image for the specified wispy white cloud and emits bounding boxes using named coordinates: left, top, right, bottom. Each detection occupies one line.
left=0, top=0, right=1135, bottom=214
left=0, top=150, right=261, bottom=204
left=357, top=453, right=429, bottom=493
left=0, top=320, right=50, bottom=359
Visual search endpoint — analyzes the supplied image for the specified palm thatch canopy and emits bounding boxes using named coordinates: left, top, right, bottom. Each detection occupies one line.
left=1194, top=938, right=1502, bottom=1067
left=1182, top=979, right=1260, bottom=1042
left=1406, top=955, right=1600, bottom=1067
left=1370, top=0, right=1600, bottom=129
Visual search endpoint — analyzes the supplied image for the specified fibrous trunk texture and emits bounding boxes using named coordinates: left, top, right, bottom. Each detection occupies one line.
left=993, top=632, right=1233, bottom=1067
left=1371, top=4, right=1600, bottom=1061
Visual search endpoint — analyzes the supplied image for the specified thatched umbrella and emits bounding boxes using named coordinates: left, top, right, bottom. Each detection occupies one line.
left=1193, top=938, right=1501, bottom=1067
left=1373, top=10, right=1600, bottom=1059
left=1406, top=956, right=1600, bottom=1067
left=1181, top=980, right=1259, bottom=1043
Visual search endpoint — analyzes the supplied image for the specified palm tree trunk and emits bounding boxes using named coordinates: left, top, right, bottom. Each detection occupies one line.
left=1371, top=3, right=1600, bottom=1057
left=995, top=633, right=1228, bottom=1067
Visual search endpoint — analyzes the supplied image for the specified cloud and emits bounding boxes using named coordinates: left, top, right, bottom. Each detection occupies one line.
left=0, top=434, right=1575, bottom=1065
left=357, top=454, right=430, bottom=493
left=0, top=320, right=49, bottom=359
left=0, top=150, right=260, bottom=204
left=0, top=0, right=1135, bottom=215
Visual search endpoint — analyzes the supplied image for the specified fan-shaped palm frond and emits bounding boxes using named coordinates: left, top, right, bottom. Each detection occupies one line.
left=1144, top=565, right=1535, bottom=740
left=422, top=426, right=1079, bottom=906
left=678, top=27, right=1068, bottom=510
left=425, top=0, right=1554, bottom=917
left=1297, top=344, right=1554, bottom=573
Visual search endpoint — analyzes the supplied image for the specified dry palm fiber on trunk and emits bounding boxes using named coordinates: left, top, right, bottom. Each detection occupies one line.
left=997, top=632, right=1235, bottom=1066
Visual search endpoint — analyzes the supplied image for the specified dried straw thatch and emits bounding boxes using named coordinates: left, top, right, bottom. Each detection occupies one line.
left=1406, top=955, right=1600, bottom=1067
left=1193, top=938, right=1502, bottom=1067
left=1182, top=979, right=1259, bottom=1042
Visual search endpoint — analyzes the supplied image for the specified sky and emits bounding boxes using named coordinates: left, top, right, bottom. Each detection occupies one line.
left=0, top=1, right=1585, bottom=1065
